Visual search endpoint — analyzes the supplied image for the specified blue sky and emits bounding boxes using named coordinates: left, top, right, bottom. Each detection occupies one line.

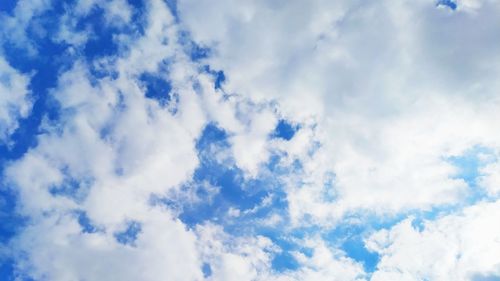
left=2, top=0, right=500, bottom=280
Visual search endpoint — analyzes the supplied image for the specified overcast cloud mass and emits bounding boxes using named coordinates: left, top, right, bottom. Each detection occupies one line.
left=1, top=0, right=500, bottom=280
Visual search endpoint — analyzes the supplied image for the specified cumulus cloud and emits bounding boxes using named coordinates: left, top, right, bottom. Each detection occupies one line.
left=367, top=199, right=500, bottom=280
left=0, top=56, right=31, bottom=143
left=0, top=0, right=52, bottom=53
left=197, top=224, right=366, bottom=281
left=267, top=238, right=366, bottom=281
left=2, top=0, right=312, bottom=279
left=10, top=209, right=203, bottom=281
left=2, top=0, right=500, bottom=280
left=3, top=0, right=206, bottom=279
left=178, top=0, right=500, bottom=219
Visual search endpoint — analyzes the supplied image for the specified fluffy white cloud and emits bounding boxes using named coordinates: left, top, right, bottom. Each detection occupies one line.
left=2, top=0, right=317, bottom=279
left=11, top=209, right=203, bottom=281
left=196, top=223, right=275, bottom=281
left=3, top=0, right=207, bottom=279
left=267, top=238, right=366, bottom=281
left=367, top=199, right=500, bottom=281
left=0, top=56, right=31, bottom=143
left=0, top=0, right=52, bottom=54
left=478, top=153, right=500, bottom=197
left=178, top=0, right=500, bottom=221
left=197, top=224, right=366, bottom=281
left=5, top=0, right=500, bottom=279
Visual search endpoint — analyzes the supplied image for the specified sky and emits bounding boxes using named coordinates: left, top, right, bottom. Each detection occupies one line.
left=1, top=0, right=500, bottom=280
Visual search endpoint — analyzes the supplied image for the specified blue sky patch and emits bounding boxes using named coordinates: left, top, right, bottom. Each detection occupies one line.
left=0, top=187, right=26, bottom=243
left=140, top=72, right=173, bottom=107
left=272, top=120, right=298, bottom=141
left=437, top=0, right=457, bottom=10
left=0, top=0, right=17, bottom=14
left=115, top=221, right=142, bottom=246
left=77, top=211, right=101, bottom=234
left=272, top=251, right=300, bottom=272
left=203, top=66, right=226, bottom=90
left=448, top=146, right=495, bottom=203
left=341, top=236, right=380, bottom=273
left=202, top=263, right=212, bottom=278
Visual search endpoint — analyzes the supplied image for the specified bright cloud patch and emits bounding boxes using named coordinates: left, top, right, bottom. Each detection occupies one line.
left=1, top=0, right=500, bottom=280
left=0, top=56, right=31, bottom=144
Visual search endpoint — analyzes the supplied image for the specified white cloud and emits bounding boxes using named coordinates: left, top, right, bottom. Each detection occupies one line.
left=0, top=0, right=51, bottom=54
left=367, top=199, right=500, bottom=281
left=478, top=153, right=500, bottom=197
left=229, top=107, right=277, bottom=177
left=3, top=0, right=314, bottom=279
left=4, top=0, right=207, bottom=279
left=196, top=223, right=275, bottom=281
left=5, top=0, right=500, bottom=279
left=196, top=224, right=367, bottom=281
left=266, top=237, right=366, bottom=281
left=11, top=209, right=203, bottom=281
left=0, top=56, right=32, bottom=144
left=178, top=0, right=500, bottom=221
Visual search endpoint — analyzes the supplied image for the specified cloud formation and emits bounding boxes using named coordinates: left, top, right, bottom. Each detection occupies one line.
left=1, top=0, right=500, bottom=280
left=0, top=56, right=31, bottom=143
left=179, top=0, right=500, bottom=218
